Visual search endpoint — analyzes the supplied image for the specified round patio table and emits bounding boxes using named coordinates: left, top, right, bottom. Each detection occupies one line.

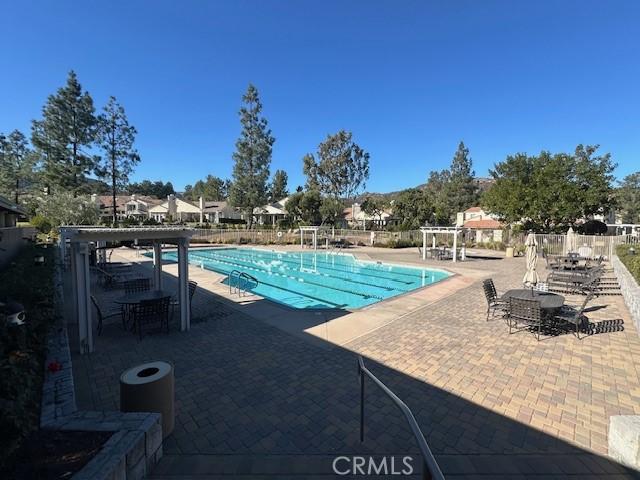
left=501, top=289, right=565, bottom=310
left=114, top=289, right=174, bottom=305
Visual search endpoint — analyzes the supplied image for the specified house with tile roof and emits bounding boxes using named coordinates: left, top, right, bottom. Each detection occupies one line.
left=456, top=206, right=504, bottom=243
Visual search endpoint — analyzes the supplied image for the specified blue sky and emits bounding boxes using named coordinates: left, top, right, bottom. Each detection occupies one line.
left=1, top=1, right=638, bottom=193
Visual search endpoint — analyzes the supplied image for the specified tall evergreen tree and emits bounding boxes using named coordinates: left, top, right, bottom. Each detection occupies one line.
left=96, top=96, right=140, bottom=225
left=229, top=84, right=275, bottom=227
left=31, top=70, right=97, bottom=196
left=269, top=169, right=288, bottom=201
left=618, top=172, right=640, bottom=224
left=446, top=141, right=478, bottom=214
left=0, top=130, right=36, bottom=204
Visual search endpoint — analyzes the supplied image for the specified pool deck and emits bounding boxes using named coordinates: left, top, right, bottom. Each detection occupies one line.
left=71, top=245, right=640, bottom=478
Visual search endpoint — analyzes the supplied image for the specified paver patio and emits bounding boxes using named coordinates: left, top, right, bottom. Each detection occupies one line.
left=70, top=247, right=640, bottom=478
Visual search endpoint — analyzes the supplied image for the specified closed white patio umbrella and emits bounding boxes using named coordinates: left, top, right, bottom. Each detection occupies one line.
left=523, top=232, right=539, bottom=286
left=566, top=226, right=577, bottom=254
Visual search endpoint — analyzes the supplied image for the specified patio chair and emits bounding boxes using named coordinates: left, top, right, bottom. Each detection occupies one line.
left=132, top=296, right=171, bottom=340
left=124, top=277, right=151, bottom=294
left=482, top=279, right=506, bottom=321
left=171, top=280, right=198, bottom=322
left=507, top=297, right=544, bottom=341
left=554, top=293, right=593, bottom=339
left=90, top=295, right=122, bottom=336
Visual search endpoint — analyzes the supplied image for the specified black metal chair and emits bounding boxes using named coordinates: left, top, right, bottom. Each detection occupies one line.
left=124, top=277, right=151, bottom=294
left=132, top=296, right=171, bottom=340
left=171, top=280, right=198, bottom=322
left=507, top=297, right=544, bottom=341
left=554, top=293, right=593, bottom=339
left=482, top=279, right=506, bottom=321
left=90, top=295, right=122, bottom=336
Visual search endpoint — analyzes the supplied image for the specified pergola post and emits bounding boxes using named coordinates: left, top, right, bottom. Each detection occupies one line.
left=73, top=242, right=93, bottom=354
left=177, top=237, right=190, bottom=331
left=422, top=229, right=426, bottom=260
left=452, top=229, right=458, bottom=263
left=153, top=241, right=163, bottom=289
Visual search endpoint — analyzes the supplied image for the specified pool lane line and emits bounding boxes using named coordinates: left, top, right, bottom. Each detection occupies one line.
left=193, top=249, right=405, bottom=293
left=187, top=251, right=384, bottom=301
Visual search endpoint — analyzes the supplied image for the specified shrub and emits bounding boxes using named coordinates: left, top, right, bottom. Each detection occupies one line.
left=29, top=215, right=52, bottom=234
left=617, top=244, right=640, bottom=283
left=0, top=245, right=56, bottom=470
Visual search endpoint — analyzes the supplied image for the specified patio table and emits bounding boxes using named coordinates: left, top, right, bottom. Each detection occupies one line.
left=114, top=289, right=174, bottom=306
left=501, top=289, right=565, bottom=310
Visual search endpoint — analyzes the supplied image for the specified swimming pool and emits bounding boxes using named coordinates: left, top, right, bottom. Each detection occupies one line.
left=159, top=248, right=450, bottom=310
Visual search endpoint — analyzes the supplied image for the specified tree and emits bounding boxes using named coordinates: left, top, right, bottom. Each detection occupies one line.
left=302, top=130, right=369, bottom=200
left=425, top=170, right=452, bottom=225
left=0, top=130, right=36, bottom=204
left=618, top=172, right=640, bottom=224
left=445, top=141, right=478, bottom=217
left=184, top=175, right=228, bottom=201
left=482, top=145, right=616, bottom=232
left=31, top=71, right=98, bottom=196
left=285, top=190, right=322, bottom=225
left=36, top=192, right=100, bottom=227
left=361, top=196, right=387, bottom=225
left=228, top=84, right=275, bottom=228
left=393, top=188, right=435, bottom=230
left=319, top=197, right=344, bottom=226
left=128, top=180, right=175, bottom=198
left=269, top=169, right=288, bottom=201
left=95, top=97, right=140, bottom=225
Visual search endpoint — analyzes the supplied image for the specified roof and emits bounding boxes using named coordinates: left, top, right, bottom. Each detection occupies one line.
left=464, top=206, right=483, bottom=213
left=203, top=201, right=232, bottom=212
left=97, top=195, right=162, bottom=208
left=254, top=197, right=290, bottom=215
left=463, top=218, right=502, bottom=229
left=0, top=194, right=26, bottom=216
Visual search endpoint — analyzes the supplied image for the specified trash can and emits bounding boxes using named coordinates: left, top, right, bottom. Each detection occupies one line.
left=505, top=247, right=514, bottom=258
left=120, top=361, right=175, bottom=438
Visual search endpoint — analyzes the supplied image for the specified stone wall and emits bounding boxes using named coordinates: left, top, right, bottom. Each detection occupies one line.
left=612, top=255, right=640, bottom=334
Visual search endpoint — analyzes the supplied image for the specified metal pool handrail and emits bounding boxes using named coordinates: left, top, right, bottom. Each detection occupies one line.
left=357, top=356, right=445, bottom=480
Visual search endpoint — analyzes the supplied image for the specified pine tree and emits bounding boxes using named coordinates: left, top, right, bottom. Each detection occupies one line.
left=269, top=169, right=288, bottom=201
left=31, top=71, right=98, bottom=196
left=0, top=130, right=36, bottom=204
left=444, top=141, right=478, bottom=221
left=96, top=96, right=140, bottom=225
left=229, top=85, right=275, bottom=227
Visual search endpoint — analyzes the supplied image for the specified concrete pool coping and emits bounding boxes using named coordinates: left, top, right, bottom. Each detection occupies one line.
left=117, top=245, right=497, bottom=347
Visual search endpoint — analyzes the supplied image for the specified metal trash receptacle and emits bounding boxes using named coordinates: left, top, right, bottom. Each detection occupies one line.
left=120, top=361, right=174, bottom=437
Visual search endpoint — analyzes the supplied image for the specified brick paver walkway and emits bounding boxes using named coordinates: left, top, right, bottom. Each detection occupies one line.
left=70, top=248, right=640, bottom=478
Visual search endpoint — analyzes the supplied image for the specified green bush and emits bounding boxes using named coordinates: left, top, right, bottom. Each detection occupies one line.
left=617, top=244, right=640, bottom=283
left=29, top=215, right=52, bottom=234
left=0, top=245, right=56, bottom=470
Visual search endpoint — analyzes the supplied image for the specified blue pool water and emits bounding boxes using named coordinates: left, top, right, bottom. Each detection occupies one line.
left=158, top=248, right=450, bottom=310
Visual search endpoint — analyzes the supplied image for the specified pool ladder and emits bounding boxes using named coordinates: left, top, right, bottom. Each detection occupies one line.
left=229, top=270, right=259, bottom=297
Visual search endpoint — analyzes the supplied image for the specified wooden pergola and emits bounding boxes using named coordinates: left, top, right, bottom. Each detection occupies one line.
left=60, top=226, right=195, bottom=354
left=419, top=226, right=466, bottom=263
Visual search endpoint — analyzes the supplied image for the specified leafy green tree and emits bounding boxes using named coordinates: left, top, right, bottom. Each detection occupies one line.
left=361, top=196, right=387, bottom=224
left=229, top=84, right=275, bottom=228
left=425, top=170, right=452, bottom=224
left=393, top=188, right=435, bottom=230
left=95, top=96, right=140, bottom=225
left=482, top=145, right=616, bottom=232
left=128, top=180, right=175, bottom=198
left=184, top=175, right=228, bottom=201
left=319, top=196, right=344, bottom=226
left=36, top=192, right=100, bottom=227
left=285, top=190, right=323, bottom=225
left=618, top=172, right=640, bottom=223
left=0, top=130, right=37, bottom=204
left=269, top=169, right=288, bottom=201
left=31, top=71, right=98, bottom=196
left=302, top=130, right=369, bottom=200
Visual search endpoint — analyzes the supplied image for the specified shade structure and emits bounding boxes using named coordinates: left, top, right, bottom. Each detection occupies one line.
left=523, top=233, right=539, bottom=285
left=566, top=226, right=577, bottom=254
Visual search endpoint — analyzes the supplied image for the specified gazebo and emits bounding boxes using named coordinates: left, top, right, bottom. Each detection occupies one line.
left=299, top=226, right=320, bottom=250
left=419, top=226, right=465, bottom=263
left=60, top=226, right=195, bottom=354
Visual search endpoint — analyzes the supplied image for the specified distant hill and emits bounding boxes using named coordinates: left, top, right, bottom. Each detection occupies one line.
left=352, top=177, right=494, bottom=204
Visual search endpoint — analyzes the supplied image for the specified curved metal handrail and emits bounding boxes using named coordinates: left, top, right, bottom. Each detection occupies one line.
left=358, top=356, right=444, bottom=480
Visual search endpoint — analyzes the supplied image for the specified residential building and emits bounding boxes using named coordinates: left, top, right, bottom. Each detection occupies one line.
left=201, top=199, right=242, bottom=224
left=456, top=206, right=504, bottom=243
left=345, top=203, right=397, bottom=229
left=148, top=194, right=202, bottom=223
left=92, top=194, right=162, bottom=222
left=0, top=194, right=34, bottom=266
left=253, top=197, right=289, bottom=226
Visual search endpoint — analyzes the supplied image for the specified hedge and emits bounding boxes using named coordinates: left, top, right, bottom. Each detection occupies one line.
left=616, top=244, right=640, bottom=283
